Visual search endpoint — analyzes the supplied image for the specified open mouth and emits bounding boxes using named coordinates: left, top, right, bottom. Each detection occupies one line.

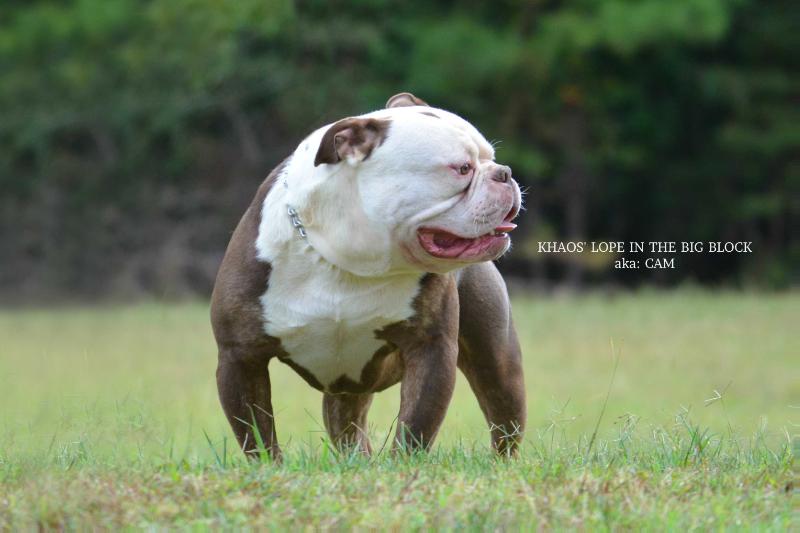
left=417, top=208, right=518, bottom=260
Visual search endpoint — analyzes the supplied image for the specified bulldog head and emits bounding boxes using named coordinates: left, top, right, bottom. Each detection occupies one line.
left=295, top=92, right=521, bottom=276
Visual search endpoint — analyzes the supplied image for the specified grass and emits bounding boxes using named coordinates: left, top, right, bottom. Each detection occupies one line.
left=0, top=290, right=797, bottom=529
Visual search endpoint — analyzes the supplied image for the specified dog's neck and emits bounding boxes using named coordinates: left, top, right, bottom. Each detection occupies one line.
left=255, top=148, right=420, bottom=286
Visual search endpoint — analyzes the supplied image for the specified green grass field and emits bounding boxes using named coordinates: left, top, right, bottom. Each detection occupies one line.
left=1, top=291, right=797, bottom=529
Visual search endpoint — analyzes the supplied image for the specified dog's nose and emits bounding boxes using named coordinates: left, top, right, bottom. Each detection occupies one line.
left=491, top=165, right=512, bottom=184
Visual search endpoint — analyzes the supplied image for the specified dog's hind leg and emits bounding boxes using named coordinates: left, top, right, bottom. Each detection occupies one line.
left=456, top=263, right=527, bottom=456
left=322, top=393, right=374, bottom=454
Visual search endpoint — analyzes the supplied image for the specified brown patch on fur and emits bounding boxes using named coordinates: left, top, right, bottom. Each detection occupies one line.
left=324, top=274, right=459, bottom=396
left=327, top=343, right=401, bottom=394
left=210, top=159, right=290, bottom=460
left=277, top=356, right=326, bottom=391
left=210, top=160, right=288, bottom=354
left=314, top=118, right=391, bottom=166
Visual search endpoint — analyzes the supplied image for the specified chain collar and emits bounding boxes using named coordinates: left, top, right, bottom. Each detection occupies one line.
left=286, top=205, right=307, bottom=239
left=282, top=174, right=308, bottom=240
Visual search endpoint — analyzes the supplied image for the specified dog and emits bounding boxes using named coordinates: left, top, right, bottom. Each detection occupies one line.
left=211, top=92, right=525, bottom=459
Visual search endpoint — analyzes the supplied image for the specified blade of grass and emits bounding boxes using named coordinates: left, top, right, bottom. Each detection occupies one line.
left=202, top=429, right=224, bottom=468
left=585, top=338, right=621, bottom=464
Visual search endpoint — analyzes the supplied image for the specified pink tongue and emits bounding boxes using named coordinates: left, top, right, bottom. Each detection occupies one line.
left=494, top=222, right=517, bottom=232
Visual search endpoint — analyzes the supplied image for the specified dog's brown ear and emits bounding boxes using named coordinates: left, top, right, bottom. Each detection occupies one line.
left=385, top=92, right=428, bottom=108
left=314, top=117, right=391, bottom=166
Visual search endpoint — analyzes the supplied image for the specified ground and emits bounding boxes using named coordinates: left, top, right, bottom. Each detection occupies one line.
left=0, top=290, right=797, bottom=529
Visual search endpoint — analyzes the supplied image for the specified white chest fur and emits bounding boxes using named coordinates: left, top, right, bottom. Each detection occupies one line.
left=253, top=146, right=423, bottom=389
left=259, top=249, right=421, bottom=388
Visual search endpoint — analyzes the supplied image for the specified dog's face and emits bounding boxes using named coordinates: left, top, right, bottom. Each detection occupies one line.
left=299, top=93, right=521, bottom=276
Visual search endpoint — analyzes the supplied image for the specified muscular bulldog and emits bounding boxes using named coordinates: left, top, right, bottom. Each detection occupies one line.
left=211, top=93, right=526, bottom=459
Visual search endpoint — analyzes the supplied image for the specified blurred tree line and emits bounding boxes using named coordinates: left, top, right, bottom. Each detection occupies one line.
left=0, top=0, right=796, bottom=301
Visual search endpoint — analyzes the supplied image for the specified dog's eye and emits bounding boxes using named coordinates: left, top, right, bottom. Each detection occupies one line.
left=458, top=163, right=472, bottom=176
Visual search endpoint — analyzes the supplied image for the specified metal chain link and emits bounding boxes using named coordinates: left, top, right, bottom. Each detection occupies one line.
left=287, top=205, right=307, bottom=239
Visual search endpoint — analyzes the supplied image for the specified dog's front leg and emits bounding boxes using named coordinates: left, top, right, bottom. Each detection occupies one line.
left=216, top=349, right=280, bottom=461
left=394, top=338, right=458, bottom=452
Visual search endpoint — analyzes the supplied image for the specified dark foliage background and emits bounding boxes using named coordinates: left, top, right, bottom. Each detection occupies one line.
left=0, top=0, right=796, bottom=301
